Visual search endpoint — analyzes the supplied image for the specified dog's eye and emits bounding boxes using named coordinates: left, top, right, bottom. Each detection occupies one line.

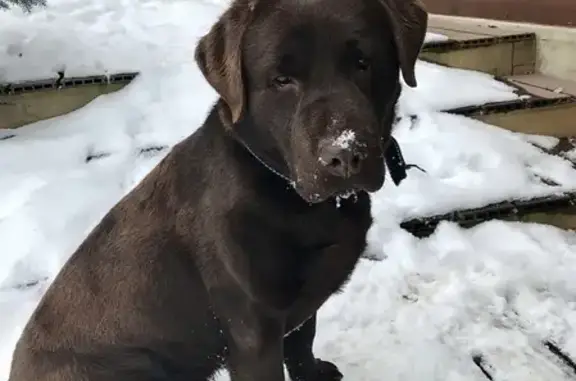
left=272, top=75, right=295, bottom=88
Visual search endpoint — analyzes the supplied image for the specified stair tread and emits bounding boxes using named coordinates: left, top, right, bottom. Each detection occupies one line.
left=506, top=74, right=576, bottom=98
left=427, top=27, right=493, bottom=42
left=428, top=18, right=534, bottom=39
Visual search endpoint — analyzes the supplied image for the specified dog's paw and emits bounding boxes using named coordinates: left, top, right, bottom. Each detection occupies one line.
left=288, top=358, right=343, bottom=381
left=310, top=359, right=343, bottom=381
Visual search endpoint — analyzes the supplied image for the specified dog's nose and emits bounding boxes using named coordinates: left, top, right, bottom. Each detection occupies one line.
left=319, top=143, right=363, bottom=178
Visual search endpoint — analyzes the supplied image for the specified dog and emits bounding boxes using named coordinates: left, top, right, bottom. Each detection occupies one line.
left=7, top=0, right=427, bottom=380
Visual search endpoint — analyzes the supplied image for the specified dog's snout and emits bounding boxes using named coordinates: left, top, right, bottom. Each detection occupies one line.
left=319, top=141, right=363, bottom=178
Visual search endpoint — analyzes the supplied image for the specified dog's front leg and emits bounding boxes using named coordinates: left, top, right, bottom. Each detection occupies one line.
left=284, top=313, right=343, bottom=381
left=212, top=287, right=286, bottom=381
left=226, top=312, right=285, bottom=381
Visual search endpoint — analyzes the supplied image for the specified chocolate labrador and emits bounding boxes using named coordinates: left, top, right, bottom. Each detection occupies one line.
left=8, top=0, right=427, bottom=380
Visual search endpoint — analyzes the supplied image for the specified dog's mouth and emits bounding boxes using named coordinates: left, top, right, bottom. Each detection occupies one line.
left=334, top=188, right=358, bottom=198
left=293, top=165, right=386, bottom=204
left=297, top=185, right=365, bottom=206
left=332, top=189, right=360, bottom=208
left=292, top=148, right=386, bottom=205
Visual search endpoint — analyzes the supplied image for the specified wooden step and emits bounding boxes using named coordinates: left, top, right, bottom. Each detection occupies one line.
left=422, top=18, right=537, bottom=76
left=507, top=74, right=576, bottom=98
left=0, top=73, right=138, bottom=130
left=401, top=192, right=576, bottom=238
left=446, top=74, right=576, bottom=138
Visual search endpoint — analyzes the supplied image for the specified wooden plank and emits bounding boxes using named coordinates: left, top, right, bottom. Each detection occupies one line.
left=508, top=210, right=576, bottom=231
left=507, top=81, right=566, bottom=99
left=473, top=102, right=576, bottom=137
left=512, top=39, right=537, bottom=75
left=401, top=193, right=576, bottom=237
left=508, top=74, right=576, bottom=97
left=427, top=27, right=489, bottom=41
left=428, top=18, right=522, bottom=37
left=421, top=28, right=536, bottom=76
left=0, top=83, right=126, bottom=129
left=421, top=41, right=533, bottom=76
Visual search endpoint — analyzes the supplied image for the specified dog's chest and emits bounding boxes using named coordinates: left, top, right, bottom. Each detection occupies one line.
left=279, top=199, right=372, bottom=318
left=228, top=194, right=371, bottom=313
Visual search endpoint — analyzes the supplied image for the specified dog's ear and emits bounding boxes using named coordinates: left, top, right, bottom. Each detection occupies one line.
left=378, top=0, right=428, bottom=87
left=194, top=0, right=256, bottom=124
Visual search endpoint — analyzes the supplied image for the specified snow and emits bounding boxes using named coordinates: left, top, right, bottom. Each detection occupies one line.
left=333, top=130, right=356, bottom=149
left=1, top=0, right=576, bottom=380
left=0, top=0, right=224, bottom=82
left=375, top=112, right=576, bottom=222
left=425, top=31, right=449, bottom=44
left=398, top=61, right=521, bottom=114
left=342, top=222, right=576, bottom=381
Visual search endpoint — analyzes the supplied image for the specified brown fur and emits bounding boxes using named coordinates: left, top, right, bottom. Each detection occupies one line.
left=8, top=0, right=427, bottom=380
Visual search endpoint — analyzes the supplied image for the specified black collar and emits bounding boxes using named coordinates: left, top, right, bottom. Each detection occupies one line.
left=231, top=116, right=425, bottom=194
left=232, top=129, right=295, bottom=186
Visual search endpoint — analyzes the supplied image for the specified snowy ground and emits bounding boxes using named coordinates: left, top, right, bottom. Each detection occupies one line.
left=2, top=0, right=576, bottom=380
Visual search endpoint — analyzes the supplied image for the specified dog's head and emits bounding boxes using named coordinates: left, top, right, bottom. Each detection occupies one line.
left=195, top=0, right=427, bottom=203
